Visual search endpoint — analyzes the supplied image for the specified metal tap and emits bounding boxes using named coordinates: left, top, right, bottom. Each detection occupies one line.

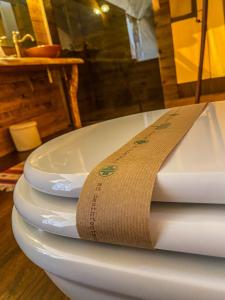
left=12, top=31, right=35, bottom=57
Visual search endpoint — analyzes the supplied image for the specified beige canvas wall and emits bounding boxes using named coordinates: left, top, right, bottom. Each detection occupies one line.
left=171, top=0, right=225, bottom=83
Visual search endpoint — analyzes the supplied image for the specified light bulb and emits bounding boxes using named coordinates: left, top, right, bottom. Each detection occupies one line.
left=101, top=4, right=110, bottom=13
left=93, top=8, right=101, bottom=15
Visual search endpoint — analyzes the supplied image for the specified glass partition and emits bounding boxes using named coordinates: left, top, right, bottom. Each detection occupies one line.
left=49, top=0, right=164, bottom=124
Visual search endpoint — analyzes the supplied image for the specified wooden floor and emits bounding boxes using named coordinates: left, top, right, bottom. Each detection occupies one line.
left=0, top=152, right=69, bottom=299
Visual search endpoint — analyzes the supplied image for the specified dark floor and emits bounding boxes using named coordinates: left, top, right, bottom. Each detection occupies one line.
left=0, top=149, right=69, bottom=299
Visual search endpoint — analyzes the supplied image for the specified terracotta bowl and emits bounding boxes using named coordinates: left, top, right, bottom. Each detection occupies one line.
left=24, top=45, right=61, bottom=58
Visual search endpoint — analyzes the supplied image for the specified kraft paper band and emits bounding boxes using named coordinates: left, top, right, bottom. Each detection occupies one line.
left=77, top=103, right=207, bottom=249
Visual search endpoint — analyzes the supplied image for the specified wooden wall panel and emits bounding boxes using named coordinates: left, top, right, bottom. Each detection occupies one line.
left=153, top=0, right=179, bottom=107
left=0, top=0, right=71, bottom=157
left=78, top=59, right=164, bottom=124
left=26, top=0, right=52, bottom=44
left=178, top=76, right=225, bottom=98
left=43, top=0, right=60, bottom=44
left=0, top=70, right=70, bottom=157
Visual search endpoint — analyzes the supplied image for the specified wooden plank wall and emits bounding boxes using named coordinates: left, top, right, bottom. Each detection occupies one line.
left=42, top=0, right=60, bottom=44
left=0, top=0, right=71, bottom=157
left=26, top=0, right=53, bottom=45
left=78, top=59, right=164, bottom=124
left=153, top=0, right=179, bottom=106
left=0, top=70, right=70, bottom=157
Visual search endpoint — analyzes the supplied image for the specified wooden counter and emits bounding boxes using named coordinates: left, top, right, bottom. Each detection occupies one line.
left=0, top=57, right=84, bottom=129
left=0, top=57, right=84, bottom=67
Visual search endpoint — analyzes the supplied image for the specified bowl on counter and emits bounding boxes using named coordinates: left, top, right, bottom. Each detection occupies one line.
left=24, top=45, right=61, bottom=58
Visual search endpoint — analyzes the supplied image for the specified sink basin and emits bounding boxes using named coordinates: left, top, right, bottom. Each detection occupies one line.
left=24, top=45, right=61, bottom=58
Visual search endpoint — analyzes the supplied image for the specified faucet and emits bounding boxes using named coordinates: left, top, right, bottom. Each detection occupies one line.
left=12, top=31, right=35, bottom=57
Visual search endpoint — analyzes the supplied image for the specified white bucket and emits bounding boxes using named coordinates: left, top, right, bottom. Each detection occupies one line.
left=9, top=121, right=42, bottom=152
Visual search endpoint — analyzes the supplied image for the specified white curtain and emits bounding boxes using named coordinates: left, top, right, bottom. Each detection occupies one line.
left=106, top=0, right=158, bottom=61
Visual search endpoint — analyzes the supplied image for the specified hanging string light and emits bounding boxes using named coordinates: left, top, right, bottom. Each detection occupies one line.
left=101, top=4, right=110, bottom=13
left=93, top=7, right=101, bottom=15
left=93, top=3, right=110, bottom=15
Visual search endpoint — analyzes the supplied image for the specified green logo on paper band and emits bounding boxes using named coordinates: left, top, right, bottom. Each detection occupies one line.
left=134, top=139, right=148, bottom=145
left=169, top=113, right=179, bottom=117
left=99, top=165, right=117, bottom=177
left=155, top=122, right=171, bottom=130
